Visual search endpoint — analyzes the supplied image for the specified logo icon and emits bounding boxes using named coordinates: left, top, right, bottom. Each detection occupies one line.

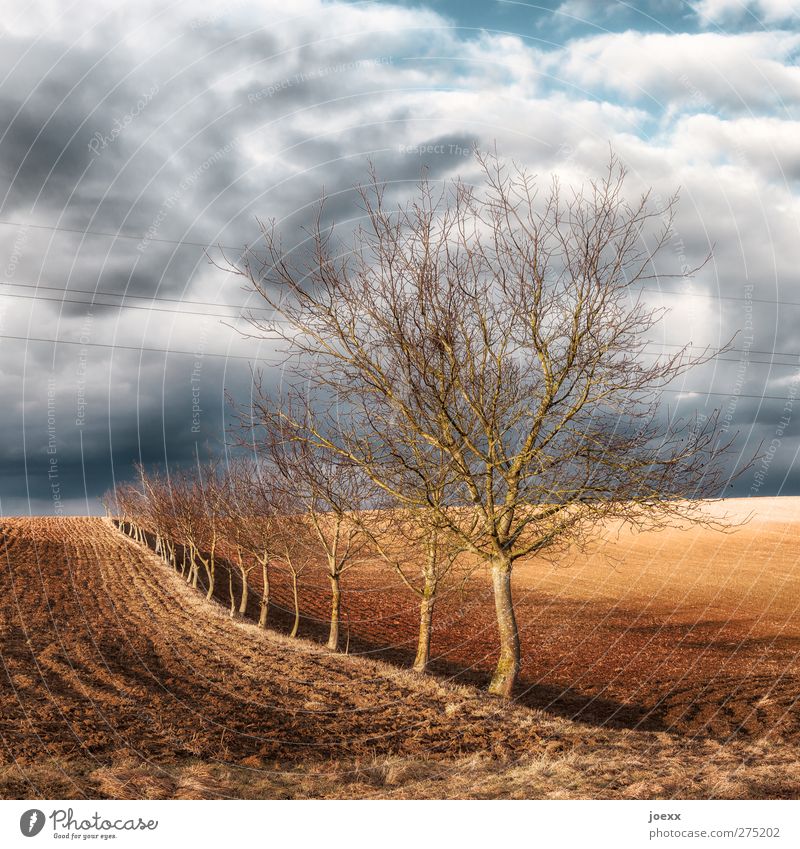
left=19, top=809, right=45, bottom=837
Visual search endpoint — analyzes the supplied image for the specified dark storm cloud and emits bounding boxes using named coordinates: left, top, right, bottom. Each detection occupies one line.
left=1, top=0, right=798, bottom=513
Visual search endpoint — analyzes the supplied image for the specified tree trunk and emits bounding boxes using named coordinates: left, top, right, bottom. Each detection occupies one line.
left=488, top=558, right=520, bottom=699
left=327, top=572, right=341, bottom=651
left=413, top=591, right=435, bottom=673
left=196, top=551, right=214, bottom=600
left=228, top=565, right=236, bottom=618
left=209, top=547, right=217, bottom=600
left=258, top=557, right=270, bottom=629
left=238, top=567, right=249, bottom=616
left=413, top=544, right=438, bottom=673
left=290, top=570, right=300, bottom=638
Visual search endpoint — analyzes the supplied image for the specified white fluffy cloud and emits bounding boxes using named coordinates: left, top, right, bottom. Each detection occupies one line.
left=693, top=0, right=800, bottom=24
left=550, top=30, right=800, bottom=113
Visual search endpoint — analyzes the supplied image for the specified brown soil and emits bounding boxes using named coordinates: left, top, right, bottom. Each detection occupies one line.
left=0, top=517, right=548, bottom=780
left=262, top=497, right=800, bottom=742
left=2, top=502, right=799, bottom=800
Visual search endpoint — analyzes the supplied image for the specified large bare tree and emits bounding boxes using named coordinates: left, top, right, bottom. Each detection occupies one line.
left=221, top=151, right=741, bottom=698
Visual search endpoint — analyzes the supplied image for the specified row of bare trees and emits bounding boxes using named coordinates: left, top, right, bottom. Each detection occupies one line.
left=215, top=151, right=741, bottom=698
left=110, top=151, right=742, bottom=699
left=105, top=441, right=471, bottom=668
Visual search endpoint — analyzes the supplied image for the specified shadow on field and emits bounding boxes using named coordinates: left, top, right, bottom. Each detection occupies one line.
left=114, top=520, right=665, bottom=735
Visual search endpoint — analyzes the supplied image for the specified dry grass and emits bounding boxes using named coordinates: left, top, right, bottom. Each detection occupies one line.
left=5, top=731, right=800, bottom=800
left=91, top=761, right=177, bottom=800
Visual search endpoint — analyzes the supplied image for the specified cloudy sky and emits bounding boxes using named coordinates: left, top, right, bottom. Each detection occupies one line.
left=0, top=0, right=798, bottom=514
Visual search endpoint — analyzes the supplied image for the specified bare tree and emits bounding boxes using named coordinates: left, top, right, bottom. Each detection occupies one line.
left=271, top=508, right=313, bottom=639
left=192, top=459, right=227, bottom=602
left=169, top=470, right=202, bottom=587
left=355, top=502, right=467, bottom=673
left=221, top=463, right=255, bottom=618
left=224, top=453, right=315, bottom=639
left=241, top=465, right=281, bottom=629
left=134, top=464, right=180, bottom=570
left=108, top=481, right=148, bottom=544
left=221, top=151, right=744, bottom=698
left=219, top=458, right=279, bottom=619
left=111, top=467, right=203, bottom=588
left=242, top=399, right=370, bottom=651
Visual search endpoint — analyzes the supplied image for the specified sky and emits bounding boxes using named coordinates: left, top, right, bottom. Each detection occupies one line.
left=0, top=0, right=798, bottom=514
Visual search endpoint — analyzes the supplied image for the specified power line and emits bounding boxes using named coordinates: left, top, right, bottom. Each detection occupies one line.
left=4, top=286, right=800, bottom=367
left=0, top=332, right=796, bottom=401
left=0, top=279, right=798, bottom=354
left=0, top=216, right=798, bottom=312
left=0, top=332, right=278, bottom=362
left=0, top=288, right=251, bottom=321
left=3, top=277, right=796, bottom=325
left=640, top=286, right=800, bottom=310
left=2, top=280, right=275, bottom=313
left=0, top=218, right=242, bottom=252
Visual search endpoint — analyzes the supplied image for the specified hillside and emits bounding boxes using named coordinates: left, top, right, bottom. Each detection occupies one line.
left=0, top=514, right=798, bottom=799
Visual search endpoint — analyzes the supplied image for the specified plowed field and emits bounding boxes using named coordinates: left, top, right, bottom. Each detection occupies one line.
left=0, top=518, right=550, bottom=765
left=2, top=504, right=799, bottom=800
left=265, top=498, right=800, bottom=742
